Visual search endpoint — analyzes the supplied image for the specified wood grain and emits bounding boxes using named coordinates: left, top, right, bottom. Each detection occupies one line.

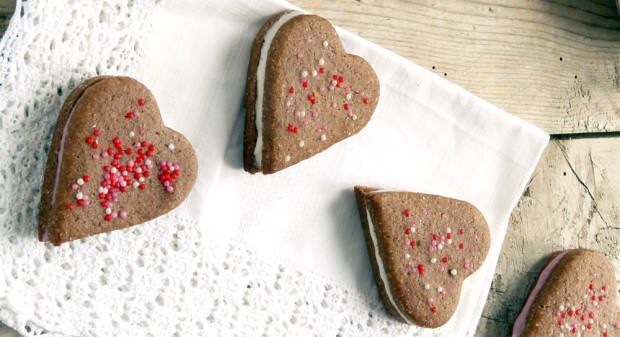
left=479, top=138, right=620, bottom=336
left=291, top=0, right=620, bottom=135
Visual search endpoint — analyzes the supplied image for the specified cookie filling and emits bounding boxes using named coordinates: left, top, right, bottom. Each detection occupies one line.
left=364, top=204, right=414, bottom=324
left=253, top=10, right=304, bottom=168
left=511, top=251, right=568, bottom=337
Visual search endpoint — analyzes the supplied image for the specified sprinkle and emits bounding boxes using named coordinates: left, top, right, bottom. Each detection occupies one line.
left=450, top=269, right=458, bottom=276
left=363, top=98, right=370, bottom=105
left=431, top=306, right=437, bottom=313
left=284, top=155, right=291, bottom=162
left=301, top=70, right=308, bottom=78
left=459, top=243, right=465, bottom=249
left=71, top=183, right=79, bottom=190
left=77, top=178, right=85, bottom=185
left=105, top=207, right=112, bottom=215
left=403, top=209, right=410, bottom=217
left=299, top=140, right=305, bottom=148
left=417, top=264, right=425, bottom=276
left=287, top=124, right=299, bottom=133
left=137, top=98, right=145, bottom=106
left=76, top=192, right=84, bottom=200
left=424, top=284, right=430, bottom=290
left=297, top=52, right=304, bottom=59
left=441, top=256, right=448, bottom=263
left=437, top=287, right=443, bottom=293
left=312, top=70, right=318, bottom=77
left=320, top=134, right=327, bottom=141
left=319, top=67, right=325, bottom=74
left=352, top=114, right=358, bottom=121
left=405, top=253, right=410, bottom=260
left=289, top=87, right=295, bottom=95
left=129, top=131, right=135, bottom=138
left=437, top=244, right=443, bottom=250
left=318, top=58, right=325, bottom=65
left=431, top=258, right=437, bottom=264
left=120, top=210, right=128, bottom=218
left=322, top=40, right=329, bottom=48
left=346, top=93, right=352, bottom=100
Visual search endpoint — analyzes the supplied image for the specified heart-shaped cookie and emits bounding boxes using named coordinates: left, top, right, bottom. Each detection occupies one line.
left=354, top=186, right=490, bottom=328
left=244, top=11, right=380, bottom=174
left=512, top=249, right=620, bottom=337
left=38, top=76, right=197, bottom=246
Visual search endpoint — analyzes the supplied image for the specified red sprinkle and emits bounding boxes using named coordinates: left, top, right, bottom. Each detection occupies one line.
left=125, top=112, right=134, bottom=119
left=431, top=307, right=437, bottom=313
left=287, top=124, right=298, bottom=133
left=441, top=256, right=448, bottom=263
left=66, top=203, right=74, bottom=211
left=137, top=98, right=145, bottom=106
left=405, top=228, right=411, bottom=235
left=458, top=228, right=465, bottom=235
left=139, top=184, right=146, bottom=190
left=289, top=87, right=295, bottom=94
left=82, top=175, right=91, bottom=183
left=363, top=98, right=370, bottom=105
left=93, top=129, right=100, bottom=137
left=403, top=209, right=410, bottom=217
left=417, top=264, right=425, bottom=276
left=343, top=103, right=349, bottom=110
left=446, top=233, right=452, bottom=239
left=319, top=68, right=325, bottom=74
left=86, top=136, right=94, bottom=145
left=409, top=240, right=416, bottom=247
left=302, top=80, right=308, bottom=88
left=332, top=74, right=338, bottom=80
left=459, top=243, right=465, bottom=249
left=104, top=214, right=112, bottom=222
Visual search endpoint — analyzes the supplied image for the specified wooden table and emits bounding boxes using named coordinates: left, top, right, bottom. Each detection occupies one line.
left=1, top=1, right=619, bottom=336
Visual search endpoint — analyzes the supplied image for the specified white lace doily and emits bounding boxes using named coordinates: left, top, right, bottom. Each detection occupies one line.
left=0, top=1, right=548, bottom=336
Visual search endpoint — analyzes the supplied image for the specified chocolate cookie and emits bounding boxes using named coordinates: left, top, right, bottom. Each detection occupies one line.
left=354, top=186, right=490, bottom=328
left=512, top=249, right=620, bottom=337
left=38, top=76, right=198, bottom=246
left=244, top=11, right=380, bottom=174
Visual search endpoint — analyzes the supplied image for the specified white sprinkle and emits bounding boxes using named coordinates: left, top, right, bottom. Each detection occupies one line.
left=129, top=131, right=135, bottom=138
left=437, top=244, right=444, bottom=250
left=450, top=269, right=458, bottom=276
left=133, top=181, right=140, bottom=188
left=405, top=253, right=410, bottom=259
left=145, top=159, right=152, bottom=165
left=136, top=167, right=143, bottom=174
left=320, top=134, right=327, bottom=141
left=318, top=58, right=325, bottom=65
left=299, top=140, right=305, bottom=148
left=322, top=40, right=329, bottom=48
left=559, top=305, right=565, bottom=311
left=168, top=143, right=175, bottom=151
left=76, top=178, right=85, bottom=185
left=447, top=239, right=453, bottom=245
left=424, top=284, right=430, bottom=290
left=301, top=70, right=308, bottom=78
left=284, top=155, right=291, bottom=162
left=120, top=180, right=126, bottom=187
left=331, top=80, right=338, bottom=86
left=602, top=324, right=608, bottom=329
left=346, top=93, right=352, bottom=100
left=299, top=110, right=306, bottom=117
left=105, top=207, right=112, bottom=215
left=437, top=287, right=443, bottom=293
left=75, top=192, right=84, bottom=200
left=447, top=228, right=452, bottom=233
left=98, top=187, right=105, bottom=193
left=312, top=70, right=318, bottom=77
left=110, top=167, right=118, bottom=174
left=431, top=258, right=437, bottom=264
left=139, top=177, right=145, bottom=183
left=411, top=227, right=416, bottom=233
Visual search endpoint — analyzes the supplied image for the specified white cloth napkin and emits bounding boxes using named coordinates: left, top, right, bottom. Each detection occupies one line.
left=0, top=0, right=548, bottom=336
left=134, top=0, right=548, bottom=336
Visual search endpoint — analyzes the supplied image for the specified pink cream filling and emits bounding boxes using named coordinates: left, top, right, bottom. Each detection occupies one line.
left=511, top=251, right=568, bottom=337
left=41, top=83, right=98, bottom=241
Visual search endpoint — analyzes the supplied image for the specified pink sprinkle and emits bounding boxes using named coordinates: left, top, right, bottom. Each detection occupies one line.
left=163, top=181, right=171, bottom=187
left=91, top=153, right=99, bottom=160
left=311, top=111, right=318, bottom=118
left=429, top=246, right=436, bottom=253
left=347, top=111, right=354, bottom=117
left=111, top=211, right=118, bottom=219
left=297, top=53, right=304, bottom=59
left=427, top=298, right=434, bottom=304
left=439, top=266, right=445, bottom=272
left=71, top=184, right=79, bottom=190
left=120, top=211, right=128, bottom=218
left=166, top=186, right=174, bottom=193
left=344, top=87, right=351, bottom=94
left=102, top=152, right=109, bottom=158
left=331, top=102, right=337, bottom=108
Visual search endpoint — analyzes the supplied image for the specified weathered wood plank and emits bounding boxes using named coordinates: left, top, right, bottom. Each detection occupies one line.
left=291, top=0, right=620, bottom=134
left=477, top=138, right=620, bottom=336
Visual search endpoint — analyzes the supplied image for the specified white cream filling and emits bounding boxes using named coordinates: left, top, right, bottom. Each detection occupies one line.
left=253, top=10, right=304, bottom=167
left=365, top=205, right=414, bottom=324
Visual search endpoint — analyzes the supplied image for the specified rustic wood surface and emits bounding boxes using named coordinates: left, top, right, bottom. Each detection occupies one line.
left=1, top=1, right=619, bottom=336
